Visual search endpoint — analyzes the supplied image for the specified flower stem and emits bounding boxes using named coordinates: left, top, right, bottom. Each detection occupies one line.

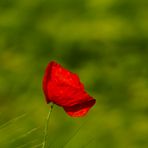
left=42, top=103, right=54, bottom=148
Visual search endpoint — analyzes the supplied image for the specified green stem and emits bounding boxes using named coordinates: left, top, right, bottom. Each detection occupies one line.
left=42, top=103, right=54, bottom=148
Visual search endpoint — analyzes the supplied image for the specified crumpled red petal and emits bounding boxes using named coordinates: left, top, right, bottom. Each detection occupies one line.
left=42, top=61, right=96, bottom=117
left=63, top=99, right=96, bottom=117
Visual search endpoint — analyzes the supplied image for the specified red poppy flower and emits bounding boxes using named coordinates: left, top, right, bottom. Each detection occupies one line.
left=42, top=61, right=96, bottom=117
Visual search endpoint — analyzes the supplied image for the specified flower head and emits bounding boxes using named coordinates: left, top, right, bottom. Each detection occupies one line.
left=43, top=61, right=96, bottom=117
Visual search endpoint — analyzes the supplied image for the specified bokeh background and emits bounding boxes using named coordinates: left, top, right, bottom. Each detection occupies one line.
left=0, top=0, right=148, bottom=147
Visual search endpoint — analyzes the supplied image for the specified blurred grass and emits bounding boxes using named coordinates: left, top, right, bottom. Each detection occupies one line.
left=0, top=0, right=148, bottom=147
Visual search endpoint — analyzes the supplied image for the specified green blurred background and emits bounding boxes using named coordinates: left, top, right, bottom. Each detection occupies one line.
left=0, top=0, right=148, bottom=147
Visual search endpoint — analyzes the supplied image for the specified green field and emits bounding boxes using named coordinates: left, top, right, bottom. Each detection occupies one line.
left=0, top=0, right=148, bottom=147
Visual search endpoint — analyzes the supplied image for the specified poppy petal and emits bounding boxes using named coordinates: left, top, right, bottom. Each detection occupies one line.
left=63, top=99, right=96, bottom=117
left=50, top=61, right=84, bottom=89
left=47, top=83, right=93, bottom=107
left=42, top=62, right=54, bottom=103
